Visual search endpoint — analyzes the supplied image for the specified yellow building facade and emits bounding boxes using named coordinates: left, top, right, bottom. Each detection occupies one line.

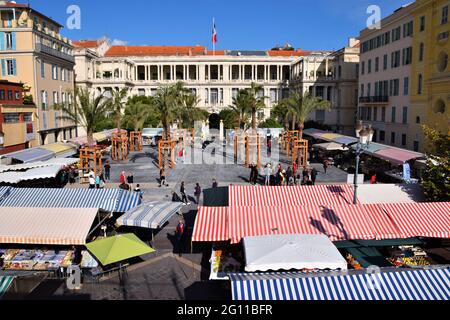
left=410, top=0, right=450, bottom=152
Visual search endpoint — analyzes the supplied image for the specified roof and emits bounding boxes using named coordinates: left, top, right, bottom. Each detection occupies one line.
left=0, top=207, right=99, bottom=245
left=0, top=165, right=64, bottom=184
left=243, top=234, right=347, bottom=272
left=192, top=206, right=228, bottom=242
left=229, top=267, right=450, bottom=300
left=267, top=50, right=309, bottom=57
left=0, top=2, right=64, bottom=28
left=1, top=148, right=55, bottom=163
left=105, top=45, right=207, bottom=57
left=0, top=186, right=141, bottom=212
left=72, top=40, right=103, bottom=48
left=0, top=158, right=79, bottom=173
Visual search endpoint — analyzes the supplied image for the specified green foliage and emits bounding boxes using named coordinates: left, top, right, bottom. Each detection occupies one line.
left=23, top=94, right=34, bottom=105
left=258, top=117, right=283, bottom=128
left=421, top=125, right=450, bottom=202
left=226, top=89, right=252, bottom=129
left=122, top=101, right=152, bottom=132
left=219, top=109, right=239, bottom=129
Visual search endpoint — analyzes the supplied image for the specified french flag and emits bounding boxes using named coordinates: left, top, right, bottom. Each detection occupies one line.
left=212, top=19, right=217, bottom=44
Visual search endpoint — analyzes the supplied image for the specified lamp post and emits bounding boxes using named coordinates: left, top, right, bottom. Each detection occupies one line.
left=352, top=121, right=374, bottom=204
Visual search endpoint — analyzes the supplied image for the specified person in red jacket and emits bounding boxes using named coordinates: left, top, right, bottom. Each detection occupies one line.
left=175, top=219, right=186, bottom=257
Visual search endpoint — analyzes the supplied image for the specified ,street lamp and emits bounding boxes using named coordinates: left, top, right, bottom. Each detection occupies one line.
left=351, top=121, right=374, bottom=204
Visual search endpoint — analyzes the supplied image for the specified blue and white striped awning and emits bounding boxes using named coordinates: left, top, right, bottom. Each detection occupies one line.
left=0, top=187, right=141, bottom=212
left=117, top=201, right=183, bottom=229
left=229, top=268, right=450, bottom=300
left=0, top=276, right=14, bottom=299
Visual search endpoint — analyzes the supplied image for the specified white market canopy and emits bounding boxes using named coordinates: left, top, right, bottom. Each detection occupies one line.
left=0, top=165, right=65, bottom=184
left=243, top=234, right=348, bottom=272
left=0, top=207, right=99, bottom=245
left=312, top=142, right=349, bottom=151
left=116, top=201, right=183, bottom=229
left=0, top=158, right=78, bottom=173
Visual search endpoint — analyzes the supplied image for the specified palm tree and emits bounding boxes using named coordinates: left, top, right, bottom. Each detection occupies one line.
left=287, top=90, right=331, bottom=139
left=245, top=82, right=267, bottom=130
left=179, top=92, right=206, bottom=129
left=111, top=87, right=129, bottom=131
left=122, top=101, right=151, bottom=132
left=152, top=84, right=178, bottom=139
left=272, top=99, right=291, bottom=130
left=55, top=87, right=112, bottom=146
left=228, top=89, right=251, bottom=129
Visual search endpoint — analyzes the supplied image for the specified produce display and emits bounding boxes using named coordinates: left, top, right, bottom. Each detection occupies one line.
left=210, top=248, right=241, bottom=280
left=345, top=254, right=362, bottom=270
left=387, top=246, right=432, bottom=268
left=0, top=249, right=73, bottom=271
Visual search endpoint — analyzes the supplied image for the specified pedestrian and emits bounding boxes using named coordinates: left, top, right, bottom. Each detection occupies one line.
left=249, top=163, right=255, bottom=184
left=311, top=167, right=318, bottom=185
left=119, top=181, right=130, bottom=190
left=212, top=179, right=218, bottom=188
left=159, top=167, right=167, bottom=187
left=127, top=172, right=134, bottom=190
left=264, top=164, right=272, bottom=186
left=134, top=184, right=143, bottom=200
left=180, top=181, right=189, bottom=205
left=302, top=166, right=309, bottom=181
left=88, top=171, right=96, bottom=189
left=371, top=174, right=377, bottom=184
left=252, top=165, right=259, bottom=185
left=175, top=219, right=186, bottom=257
left=323, top=160, right=329, bottom=174
left=267, top=137, right=272, bottom=156
left=194, top=183, right=202, bottom=205
left=104, top=161, right=111, bottom=180
left=286, top=166, right=293, bottom=184
left=119, top=171, right=126, bottom=184
left=95, top=173, right=101, bottom=189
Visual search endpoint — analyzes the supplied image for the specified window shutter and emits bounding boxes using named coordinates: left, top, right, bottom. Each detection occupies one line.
left=1, top=59, right=5, bottom=76
left=0, top=32, right=4, bottom=50
left=12, top=59, right=17, bottom=75
left=11, top=32, right=16, bottom=50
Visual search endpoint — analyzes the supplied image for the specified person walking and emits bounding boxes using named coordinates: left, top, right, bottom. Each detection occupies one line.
left=249, top=163, right=255, bottom=184
left=104, top=161, right=111, bottom=180
left=127, top=172, right=134, bottom=190
left=252, top=164, right=259, bottom=185
left=323, top=159, right=329, bottom=174
left=267, top=137, right=272, bottom=156
left=119, top=171, right=126, bottom=184
left=180, top=181, right=189, bottom=205
left=88, top=172, right=96, bottom=189
left=302, top=166, right=309, bottom=182
left=212, top=179, right=218, bottom=188
left=175, top=219, right=186, bottom=257
left=194, top=183, right=202, bottom=205
left=311, top=167, right=318, bottom=185
left=159, top=167, right=167, bottom=187
left=264, top=164, right=272, bottom=186
left=134, top=184, right=143, bottom=200
left=286, top=166, right=293, bottom=185
left=370, top=174, right=377, bottom=184
left=95, top=173, right=101, bottom=189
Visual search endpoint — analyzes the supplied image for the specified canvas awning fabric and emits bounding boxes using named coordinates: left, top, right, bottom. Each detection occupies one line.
left=0, top=165, right=64, bottom=184
left=229, top=185, right=356, bottom=207
left=117, top=201, right=183, bottom=229
left=38, top=143, right=78, bottom=158
left=313, top=142, right=348, bottom=151
left=243, top=234, right=347, bottom=272
left=0, top=276, right=14, bottom=299
left=192, top=207, right=229, bottom=242
left=86, top=233, right=155, bottom=266
left=0, top=207, right=98, bottom=245
left=374, top=147, right=425, bottom=164
left=380, top=202, right=450, bottom=238
left=229, top=267, right=450, bottom=300
left=69, top=129, right=115, bottom=145
left=1, top=148, right=55, bottom=163
left=0, top=158, right=78, bottom=173
left=0, top=187, right=141, bottom=212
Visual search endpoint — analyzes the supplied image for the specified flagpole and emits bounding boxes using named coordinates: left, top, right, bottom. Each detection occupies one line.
left=213, top=17, right=215, bottom=56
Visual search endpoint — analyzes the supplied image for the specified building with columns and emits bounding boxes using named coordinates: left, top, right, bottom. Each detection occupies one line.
left=290, top=38, right=360, bottom=135
left=74, top=43, right=312, bottom=124
left=0, top=1, right=77, bottom=145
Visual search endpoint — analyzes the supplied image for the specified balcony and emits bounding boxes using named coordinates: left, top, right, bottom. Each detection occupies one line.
left=35, top=43, right=74, bottom=63
left=359, top=96, right=389, bottom=105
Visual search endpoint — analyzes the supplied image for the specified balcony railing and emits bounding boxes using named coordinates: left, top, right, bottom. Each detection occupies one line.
left=359, top=96, right=389, bottom=104
left=35, top=43, right=74, bottom=63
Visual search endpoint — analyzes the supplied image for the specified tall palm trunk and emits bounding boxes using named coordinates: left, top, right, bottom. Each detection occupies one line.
left=252, top=107, right=257, bottom=130
left=298, top=122, right=305, bottom=140
left=291, top=114, right=296, bottom=131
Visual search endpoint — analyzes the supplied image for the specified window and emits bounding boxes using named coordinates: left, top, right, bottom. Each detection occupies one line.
left=138, top=89, right=145, bottom=96
left=0, top=90, right=4, bottom=100
left=367, top=107, right=372, bottom=121
left=367, top=83, right=371, bottom=97
left=442, top=5, right=448, bottom=25
left=420, top=16, right=425, bottom=31
left=41, top=61, right=45, bottom=78
left=403, top=21, right=413, bottom=37
left=42, top=112, right=47, bottom=130
left=402, top=47, right=412, bottom=65
left=373, top=107, right=378, bottom=121
left=7, top=90, right=12, bottom=100
left=23, top=113, right=33, bottom=122
left=53, top=91, right=59, bottom=105
left=269, top=89, right=277, bottom=103
left=210, top=88, right=218, bottom=105
left=392, top=26, right=401, bottom=41
left=437, top=52, right=448, bottom=72
left=15, top=91, right=20, bottom=100
left=368, top=59, right=372, bottom=73
left=61, top=68, right=66, bottom=82
left=3, top=113, right=20, bottom=123
left=360, top=84, right=364, bottom=97
left=383, top=54, right=388, bottom=70
left=391, top=132, right=396, bottom=144
left=402, top=134, right=407, bottom=146
left=381, top=107, right=386, bottom=122
left=413, top=141, right=419, bottom=152
left=205, top=89, right=209, bottom=104
left=391, top=51, right=400, bottom=68
left=361, top=61, right=365, bottom=75
left=220, top=88, right=224, bottom=104
left=2, top=59, right=17, bottom=76
left=419, top=43, right=424, bottom=61
left=418, top=74, right=423, bottom=94
left=52, top=65, right=58, bottom=80
left=402, top=107, right=408, bottom=124
left=391, top=106, right=396, bottom=123
left=232, top=88, right=239, bottom=99
left=379, top=130, right=385, bottom=141
left=390, top=79, right=400, bottom=96
left=5, top=32, right=14, bottom=50
left=416, top=116, right=421, bottom=124
left=375, top=57, right=379, bottom=72
left=403, top=77, right=409, bottom=96
left=41, top=90, right=48, bottom=110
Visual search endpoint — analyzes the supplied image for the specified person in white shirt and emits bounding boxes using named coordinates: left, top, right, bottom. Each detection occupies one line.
left=88, top=173, right=96, bottom=189
left=264, top=164, right=272, bottom=186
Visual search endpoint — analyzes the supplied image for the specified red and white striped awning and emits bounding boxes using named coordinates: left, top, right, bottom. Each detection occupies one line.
left=229, top=205, right=377, bottom=244
left=363, top=204, right=406, bottom=239
left=192, top=207, right=229, bottom=242
left=0, top=207, right=99, bottom=245
left=380, top=202, right=450, bottom=239
left=229, top=185, right=356, bottom=207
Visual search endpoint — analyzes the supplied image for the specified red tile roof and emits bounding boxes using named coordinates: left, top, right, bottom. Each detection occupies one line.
left=73, top=40, right=102, bottom=48
left=206, top=50, right=225, bottom=56
left=105, top=46, right=207, bottom=57
left=267, top=49, right=307, bottom=57
left=2, top=2, right=28, bottom=8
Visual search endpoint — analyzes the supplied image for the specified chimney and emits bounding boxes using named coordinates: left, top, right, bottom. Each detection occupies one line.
left=348, top=37, right=359, bottom=48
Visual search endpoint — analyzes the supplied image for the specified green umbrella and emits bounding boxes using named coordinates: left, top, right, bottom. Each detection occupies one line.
left=86, top=233, right=155, bottom=266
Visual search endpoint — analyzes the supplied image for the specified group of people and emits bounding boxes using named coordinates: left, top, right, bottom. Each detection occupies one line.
left=260, top=163, right=320, bottom=186
left=173, top=181, right=205, bottom=205
left=88, top=170, right=106, bottom=189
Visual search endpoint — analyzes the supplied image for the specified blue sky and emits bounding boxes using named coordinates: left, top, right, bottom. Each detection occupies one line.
left=30, top=0, right=409, bottom=50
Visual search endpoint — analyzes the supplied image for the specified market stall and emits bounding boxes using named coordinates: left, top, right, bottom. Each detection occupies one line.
left=243, top=234, right=347, bottom=272
left=209, top=244, right=242, bottom=280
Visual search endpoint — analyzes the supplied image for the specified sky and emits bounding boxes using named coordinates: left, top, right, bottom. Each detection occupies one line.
left=29, top=0, right=410, bottom=51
